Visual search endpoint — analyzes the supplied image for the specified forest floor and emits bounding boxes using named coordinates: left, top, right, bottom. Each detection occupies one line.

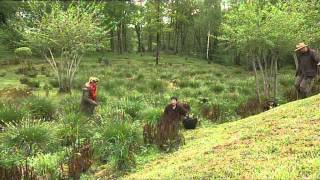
left=123, top=94, right=320, bottom=179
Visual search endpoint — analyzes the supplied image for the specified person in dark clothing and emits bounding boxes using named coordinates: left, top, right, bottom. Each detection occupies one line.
left=163, top=97, right=189, bottom=121
left=294, top=42, right=320, bottom=99
left=156, top=97, right=189, bottom=150
left=80, top=77, right=99, bottom=115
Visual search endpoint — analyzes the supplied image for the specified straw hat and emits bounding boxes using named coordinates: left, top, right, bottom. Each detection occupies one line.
left=89, top=77, right=99, bottom=83
left=295, top=42, right=308, bottom=51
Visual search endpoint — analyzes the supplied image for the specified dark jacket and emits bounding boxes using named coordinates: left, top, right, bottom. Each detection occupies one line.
left=296, top=48, right=320, bottom=78
left=163, top=103, right=188, bottom=122
left=80, top=86, right=97, bottom=115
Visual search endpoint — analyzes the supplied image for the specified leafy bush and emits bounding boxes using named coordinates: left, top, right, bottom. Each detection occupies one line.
left=24, top=96, right=56, bottom=120
left=14, top=47, right=32, bottom=59
left=236, top=98, right=263, bottom=118
left=30, top=152, right=65, bottom=179
left=49, top=78, right=59, bottom=88
left=148, top=80, right=167, bottom=93
left=177, top=79, right=201, bottom=88
left=57, top=112, right=93, bottom=147
left=0, top=103, right=25, bottom=126
left=19, top=77, right=40, bottom=88
left=94, top=120, right=141, bottom=170
left=140, top=107, right=162, bottom=125
left=58, top=94, right=80, bottom=115
left=122, top=100, right=145, bottom=120
left=210, top=84, right=225, bottom=93
left=141, top=108, right=163, bottom=144
left=0, top=72, right=6, bottom=77
left=279, top=78, right=294, bottom=88
left=1, top=120, right=58, bottom=157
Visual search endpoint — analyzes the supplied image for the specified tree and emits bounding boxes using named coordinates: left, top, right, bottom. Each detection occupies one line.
left=18, top=2, right=105, bottom=93
left=222, top=2, right=308, bottom=102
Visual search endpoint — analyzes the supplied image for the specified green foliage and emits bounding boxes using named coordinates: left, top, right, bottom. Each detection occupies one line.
left=140, top=107, right=163, bottom=125
left=23, top=96, right=56, bottom=120
left=14, top=47, right=32, bottom=59
left=0, top=103, right=25, bottom=126
left=210, top=84, right=225, bottom=93
left=19, top=77, right=39, bottom=88
left=58, top=94, right=81, bottom=115
left=1, top=120, right=58, bottom=156
left=148, top=79, right=167, bottom=93
left=57, top=112, right=93, bottom=147
left=30, top=152, right=65, bottom=179
left=94, top=120, right=142, bottom=170
left=17, top=2, right=106, bottom=93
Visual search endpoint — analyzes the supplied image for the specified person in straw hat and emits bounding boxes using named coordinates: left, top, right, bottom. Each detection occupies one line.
left=294, top=42, right=320, bottom=99
left=80, top=77, right=100, bottom=115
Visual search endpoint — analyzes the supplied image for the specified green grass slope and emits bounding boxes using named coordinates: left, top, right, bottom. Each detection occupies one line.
left=124, top=95, right=320, bottom=179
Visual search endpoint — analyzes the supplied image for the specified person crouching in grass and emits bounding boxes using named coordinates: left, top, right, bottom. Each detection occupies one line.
left=156, top=96, right=189, bottom=151
left=80, top=77, right=99, bottom=116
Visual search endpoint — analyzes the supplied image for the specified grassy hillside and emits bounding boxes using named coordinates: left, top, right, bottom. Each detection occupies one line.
left=124, top=94, right=320, bottom=179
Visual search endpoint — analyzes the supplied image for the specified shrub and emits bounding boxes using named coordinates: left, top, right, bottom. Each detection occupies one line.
left=19, top=77, right=40, bottom=88
left=0, top=150, right=24, bottom=180
left=201, top=103, right=222, bottom=122
left=1, top=120, right=58, bottom=157
left=123, top=100, right=145, bottom=120
left=141, top=108, right=162, bottom=144
left=94, top=120, right=141, bottom=170
left=140, top=108, right=162, bottom=125
left=0, top=103, right=25, bottom=126
left=283, top=87, right=297, bottom=102
left=0, top=87, right=32, bottom=100
left=26, top=70, right=38, bottom=78
left=49, top=78, right=59, bottom=88
left=0, top=72, right=6, bottom=77
left=236, top=98, right=263, bottom=118
left=210, top=84, right=225, bottom=93
left=14, top=47, right=32, bottom=59
left=279, top=78, right=294, bottom=88
left=148, top=80, right=167, bottom=93
left=24, top=96, right=56, bottom=120
left=58, top=94, right=80, bottom=115
left=177, top=80, right=201, bottom=88
left=30, top=152, right=65, bottom=179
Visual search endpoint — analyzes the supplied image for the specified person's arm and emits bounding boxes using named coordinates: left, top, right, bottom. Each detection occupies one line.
left=177, top=103, right=188, bottom=116
left=83, top=90, right=98, bottom=106
left=311, top=50, right=320, bottom=65
left=295, top=53, right=301, bottom=76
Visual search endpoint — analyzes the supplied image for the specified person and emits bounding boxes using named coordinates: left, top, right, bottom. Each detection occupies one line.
left=80, top=77, right=99, bottom=115
left=156, top=96, right=189, bottom=150
left=163, top=97, right=189, bottom=120
left=294, top=42, right=320, bottom=99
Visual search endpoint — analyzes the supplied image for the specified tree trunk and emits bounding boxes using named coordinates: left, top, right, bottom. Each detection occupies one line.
left=123, top=23, right=128, bottom=52
left=117, top=22, right=123, bottom=54
left=252, top=60, right=261, bottom=103
left=110, top=29, right=115, bottom=52
left=135, top=24, right=143, bottom=56
left=206, top=30, right=210, bottom=63
left=148, top=33, right=153, bottom=52
left=156, top=0, right=160, bottom=65
left=257, top=56, right=269, bottom=99
left=234, top=49, right=241, bottom=65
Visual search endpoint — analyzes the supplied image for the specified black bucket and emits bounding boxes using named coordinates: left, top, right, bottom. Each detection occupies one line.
left=183, top=116, right=198, bottom=129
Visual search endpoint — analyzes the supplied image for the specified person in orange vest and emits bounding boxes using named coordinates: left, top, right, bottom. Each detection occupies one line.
left=80, top=77, right=99, bottom=115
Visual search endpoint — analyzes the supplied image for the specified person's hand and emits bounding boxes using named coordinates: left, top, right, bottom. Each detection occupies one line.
left=317, top=62, right=320, bottom=66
